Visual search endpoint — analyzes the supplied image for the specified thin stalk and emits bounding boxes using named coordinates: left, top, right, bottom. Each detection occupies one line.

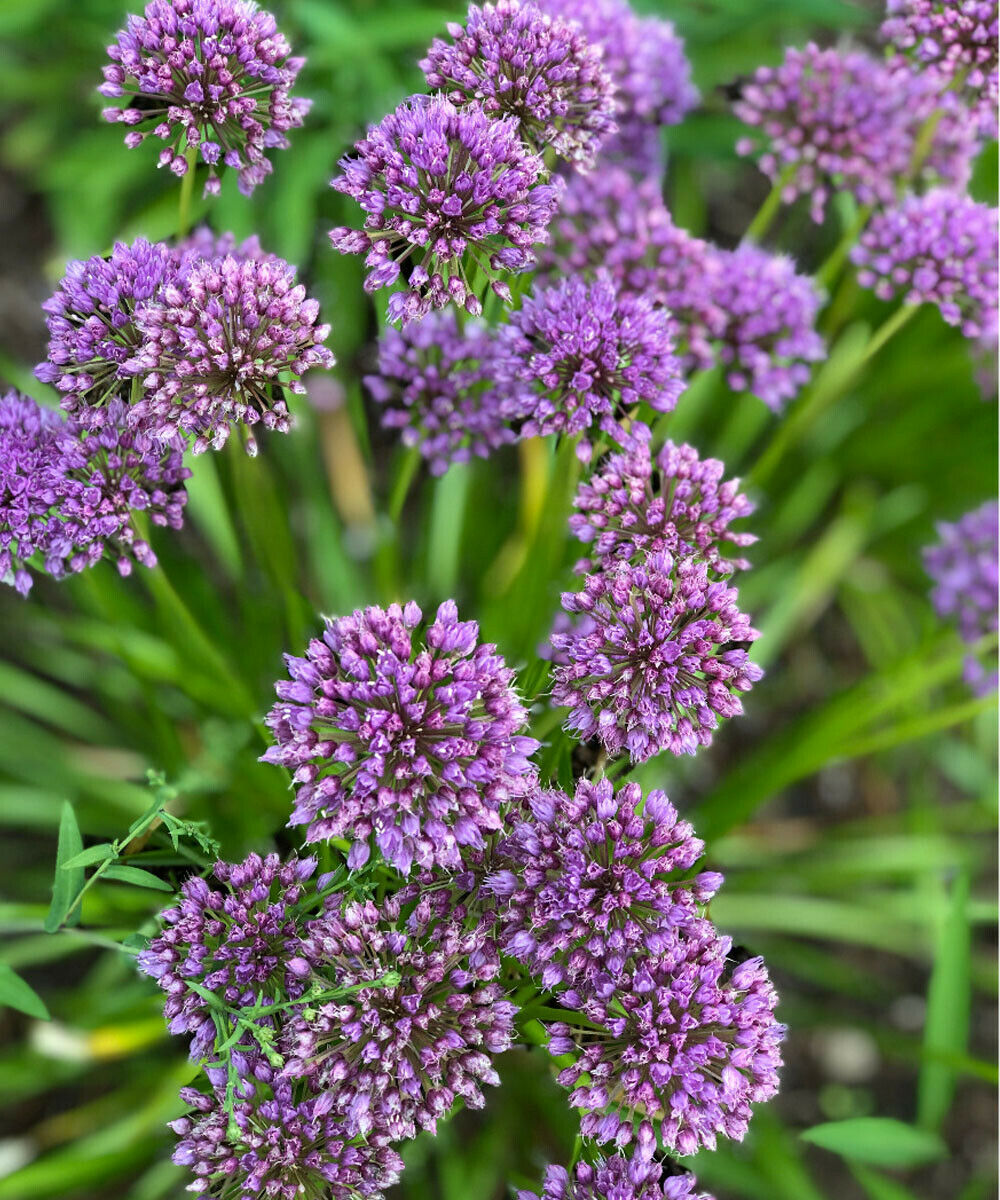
left=859, top=304, right=919, bottom=365
left=387, top=445, right=422, bottom=523
left=177, top=147, right=198, bottom=239
left=743, top=164, right=796, bottom=244
left=816, top=204, right=873, bottom=292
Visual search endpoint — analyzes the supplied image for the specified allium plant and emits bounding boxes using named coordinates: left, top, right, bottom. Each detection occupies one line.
left=521, top=1142, right=717, bottom=1200
left=99, top=0, right=309, bottom=195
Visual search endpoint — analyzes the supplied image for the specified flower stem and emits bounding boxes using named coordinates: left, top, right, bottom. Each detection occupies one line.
left=743, top=164, right=795, bottom=245
left=387, top=445, right=422, bottom=524
left=859, top=303, right=919, bottom=365
left=815, top=203, right=873, bottom=292
left=177, top=147, right=198, bottom=239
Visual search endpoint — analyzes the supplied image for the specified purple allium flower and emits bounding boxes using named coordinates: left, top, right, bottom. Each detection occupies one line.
left=520, top=1139, right=717, bottom=1200
left=851, top=190, right=999, bottom=342
left=551, top=551, right=762, bottom=761
left=734, top=44, right=976, bottom=222
left=173, top=225, right=275, bottom=269
left=131, top=253, right=334, bottom=453
left=570, top=424, right=756, bottom=576
left=924, top=499, right=999, bottom=695
left=539, top=608, right=599, bottom=664
left=137, top=852, right=318, bottom=1060
left=487, top=778, right=722, bottom=990
left=420, top=0, right=616, bottom=168
left=329, top=95, right=561, bottom=323
left=365, top=310, right=512, bottom=475
left=99, top=0, right=309, bottom=196
left=261, top=600, right=539, bottom=874
left=496, top=273, right=684, bottom=457
left=170, top=1078, right=404, bottom=1199
left=882, top=0, right=999, bottom=138
left=35, top=238, right=176, bottom=421
left=283, top=889, right=516, bottom=1141
left=548, top=917, right=785, bottom=1154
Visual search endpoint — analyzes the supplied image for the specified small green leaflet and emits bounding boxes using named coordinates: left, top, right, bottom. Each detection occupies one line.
left=44, top=801, right=84, bottom=933
left=60, top=843, right=116, bottom=870
left=0, top=963, right=50, bottom=1020
left=102, top=864, right=174, bottom=891
left=801, top=1118, right=947, bottom=1168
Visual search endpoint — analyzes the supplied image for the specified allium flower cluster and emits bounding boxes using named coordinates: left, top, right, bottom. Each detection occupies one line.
left=548, top=919, right=785, bottom=1154
left=329, top=95, right=561, bottom=323
left=132, top=253, right=335, bottom=453
left=552, top=551, right=762, bottom=761
left=284, top=890, right=516, bottom=1141
left=171, top=1078, right=404, bottom=1199
left=99, top=0, right=309, bottom=196
left=137, top=852, right=318, bottom=1059
left=488, top=778, right=722, bottom=990
left=851, top=191, right=999, bottom=342
left=365, top=311, right=512, bottom=475
left=734, top=43, right=976, bottom=221
left=521, top=1142, right=716, bottom=1200
left=570, top=426, right=756, bottom=576
left=497, top=274, right=684, bottom=456
left=261, top=600, right=539, bottom=874
left=924, top=499, right=999, bottom=695
left=420, top=0, right=616, bottom=168
left=882, top=0, right=999, bottom=138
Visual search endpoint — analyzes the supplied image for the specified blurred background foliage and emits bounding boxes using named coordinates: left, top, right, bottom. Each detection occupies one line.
left=0, top=0, right=997, bottom=1198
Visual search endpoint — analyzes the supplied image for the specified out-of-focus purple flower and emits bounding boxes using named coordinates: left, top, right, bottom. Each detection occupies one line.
left=365, top=311, right=512, bottom=475
left=35, top=238, right=176, bottom=421
left=924, top=499, right=998, bottom=695
left=496, top=273, right=684, bottom=457
left=132, top=253, right=334, bottom=453
left=519, top=1138, right=717, bottom=1200
left=138, top=852, right=318, bottom=1061
left=882, top=0, right=998, bottom=138
left=421, top=0, right=616, bottom=168
left=283, top=889, right=516, bottom=1142
left=734, top=44, right=977, bottom=222
left=570, top=424, right=756, bottom=576
left=99, top=0, right=309, bottom=196
left=170, top=1078, right=404, bottom=1199
left=329, top=95, right=561, bottom=323
left=548, top=917, right=785, bottom=1154
left=852, top=190, right=999, bottom=342
left=539, top=608, right=598, bottom=664
left=487, top=778, right=721, bottom=990
left=172, top=225, right=274, bottom=270
left=551, top=551, right=762, bottom=762
left=261, top=600, right=539, bottom=874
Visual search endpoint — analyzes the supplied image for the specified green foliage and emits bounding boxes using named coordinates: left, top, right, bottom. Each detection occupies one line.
left=800, top=1118, right=947, bottom=1169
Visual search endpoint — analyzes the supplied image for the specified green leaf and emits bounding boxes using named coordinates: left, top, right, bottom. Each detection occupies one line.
left=800, top=1118, right=947, bottom=1168
left=60, top=843, right=116, bottom=870
left=851, top=1164, right=922, bottom=1200
left=0, top=963, right=50, bottom=1020
left=119, top=933, right=151, bottom=956
left=44, top=801, right=84, bottom=933
left=101, top=865, right=174, bottom=892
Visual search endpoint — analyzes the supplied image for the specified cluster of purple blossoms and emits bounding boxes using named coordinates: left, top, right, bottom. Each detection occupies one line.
left=261, top=600, right=539, bottom=874
left=496, top=273, right=684, bottom=457
left=329, top=95, right=561, bottom=323
left=734, top=43, right=977, bottom=222
left=521, top=1139, right=716, bottom=1200
left=882, top=0, right=999, bottom=138
left=99, top=0, right=309, bottom=196
left=365, top=311, right=512, bottom=476
left=487, top=778, right=722, bottom=990
left=570, top=426, right=756, bottom=577
left=851, top=190, right=999, bottom=343
left=552, top=550, right=762, bottom=762
left=549, top=919, right=785, bottom=1154
left=284, top=890, right=516, bottom=1141
left=420, top=0, right=617, bottom=168
left=137, top=853, right=318, bottom=1059
left=171, top=1077, right=404, bottom=1199
left=924, top=499, right=999, bottom=695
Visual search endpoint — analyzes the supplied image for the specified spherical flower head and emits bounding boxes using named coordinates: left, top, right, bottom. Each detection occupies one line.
left=851, top=190, right=999, bottom=343
left=329, top=94, right=562, bottom=323
left=520, top=1141, right=717, bottom=1200
left=734, top=43, right=976, bottom=222
left=99, top=0, right=310, bottom=196
left=132, top=253, right=334, bottom=453
left=173, top=225, right=275, bottom=271
left=924, top=499, right=998, bottom=695
left=35, top=238, right=176, bottom=421
left=365, top=310, right=513, bottom=476
left=137, top=852, right=318, bottom=1060
left=570, top=425, right=756, bottom=576
left=261, top=599, right=539, bottom=874
left=420, top=0, right=617, bottom=168
left=170, top=1078, right=404, bottom=1199
left=881, top=0, right=999, bottom=138
left=497, top=273, right=684, bottom=457
left=551, top=550, right=763, bottom=762
left=487, top=778, right=722, bottom=990
left=283, top=889, right=517, bottom=1142
left=548, top=917, right=785, bottom=1154
left=711, top=245, right=825, bottom=411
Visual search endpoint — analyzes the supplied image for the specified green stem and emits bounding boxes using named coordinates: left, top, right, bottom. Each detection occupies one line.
left=815, top=204, right=874, bottom=292
left=859, top=304, right=920, bottom=365
left=743, top=164, right=795, bottom=244
left=387, top=445, right=422, bottom=523
left=177, top=147, right=198, bottom=239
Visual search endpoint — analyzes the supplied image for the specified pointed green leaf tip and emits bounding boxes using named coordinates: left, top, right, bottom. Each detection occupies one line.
left=801, top=1117, right=947, bottom=1168
left=102, top=864, right=174, bottom=892
left=0, top=963, right=50, bottom=1020
left=44, top=801, right=84, bottom=933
